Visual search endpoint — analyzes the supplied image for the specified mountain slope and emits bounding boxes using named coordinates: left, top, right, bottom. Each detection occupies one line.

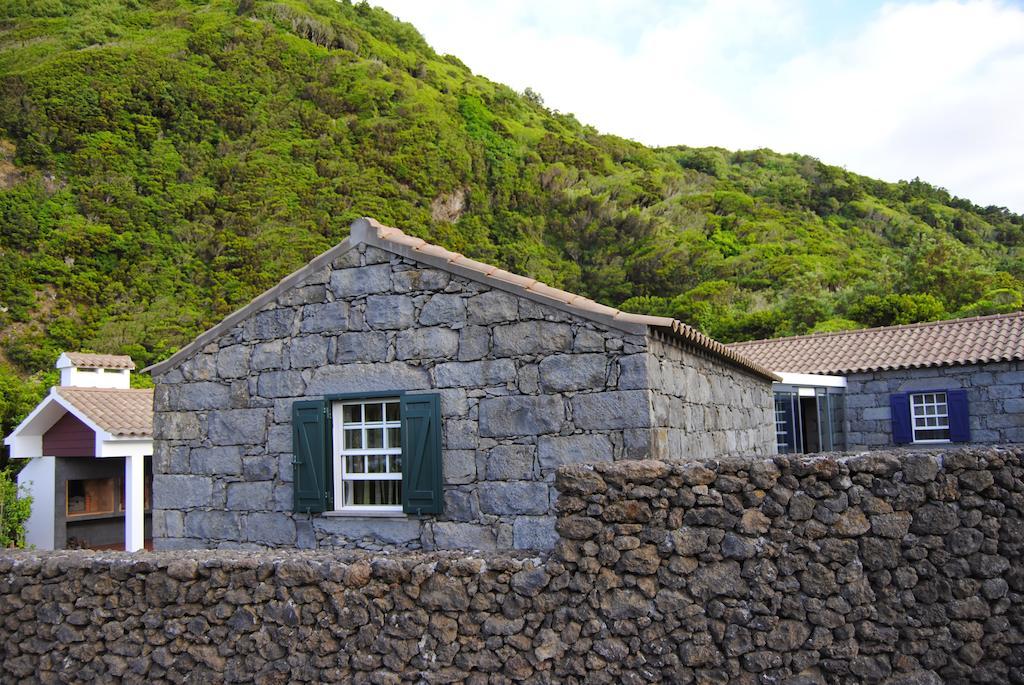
left=0, top=0, right=1021, bottom=382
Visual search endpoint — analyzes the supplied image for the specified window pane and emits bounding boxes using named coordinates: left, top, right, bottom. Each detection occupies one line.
left=347, top=480, right=402, bottom=506
left=367, top=428, right=383, bottom=449
left=346, top=455, right=365, bottom=473
left=365, top=403, right=383, bottom=423
left=343, top=404, right=361, bottom=424
left=386, top=402, right=400, bottom=422
left=344, top=429, right=362, bottom=450
left=387, top=427, right=401, bottom=449
left=367, top=455, right=387, bottom=473
left=391, top=453, right=402, bottom=473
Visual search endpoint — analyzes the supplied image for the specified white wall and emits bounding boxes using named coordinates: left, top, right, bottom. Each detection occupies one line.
left=17, top=457, right=55, bottom=550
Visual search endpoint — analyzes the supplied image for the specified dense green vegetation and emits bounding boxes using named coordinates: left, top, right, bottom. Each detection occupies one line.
left=0, top=0, right=1022, bottom=446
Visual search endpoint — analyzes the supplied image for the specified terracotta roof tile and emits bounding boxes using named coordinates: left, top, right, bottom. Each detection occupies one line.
left=727, top=312, right=1024, bottom=375
left=63, top=353, right=136, bottom=370
left=56, top=387, right=153, bottom=438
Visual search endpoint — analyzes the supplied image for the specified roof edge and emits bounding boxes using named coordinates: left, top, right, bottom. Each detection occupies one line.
left=728, top=310, right=1024, bottom=350
left=145, top=237, right=355, bottom=376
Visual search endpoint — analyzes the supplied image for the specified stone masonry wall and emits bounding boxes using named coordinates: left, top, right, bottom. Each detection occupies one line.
left=647, top=334, right=775, bottom=461
left=845, top=361, right=1024, bottom=450
left=153, top=240, right=770, bottom=553
left=3, top=446, right=1021, bottom=684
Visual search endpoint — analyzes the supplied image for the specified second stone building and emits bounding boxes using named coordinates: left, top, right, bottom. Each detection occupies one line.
left=147, top=218, right=776, bottom=551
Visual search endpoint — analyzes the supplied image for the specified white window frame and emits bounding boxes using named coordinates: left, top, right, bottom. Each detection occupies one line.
left=331, top=398, right=403, bottom=513
left=910, top=392, right=951, bottom=444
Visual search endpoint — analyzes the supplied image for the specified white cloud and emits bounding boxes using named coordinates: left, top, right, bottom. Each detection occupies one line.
left=376, top=0, right=1024, bottom=210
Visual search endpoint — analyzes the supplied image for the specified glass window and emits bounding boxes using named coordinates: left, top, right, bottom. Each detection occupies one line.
left=332, top=399, right=402, bottom=510
left=910, top=392, right=950, bottom=443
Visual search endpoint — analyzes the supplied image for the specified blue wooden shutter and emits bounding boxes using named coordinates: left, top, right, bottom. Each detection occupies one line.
left=401, top=393, right=443, bottom=515
left=947, top=389, right=971, bottom=442
left=890, top=393, right=912, bottom=444
left=293, top=400, right=329, bottom=513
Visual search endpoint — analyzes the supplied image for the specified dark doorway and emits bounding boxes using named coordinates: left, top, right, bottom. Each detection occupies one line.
left=800, top=396, right=821, bottom=454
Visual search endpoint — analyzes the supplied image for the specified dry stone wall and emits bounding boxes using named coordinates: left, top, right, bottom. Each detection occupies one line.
left=4, top=446, right=1019, bottom=684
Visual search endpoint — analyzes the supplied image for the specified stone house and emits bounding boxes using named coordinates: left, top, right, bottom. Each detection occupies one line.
left=728, top=312, right=1024, bottom=453
left=147, top=217, right=776, bottom=551
left=5, top=353, right=153, bottom=551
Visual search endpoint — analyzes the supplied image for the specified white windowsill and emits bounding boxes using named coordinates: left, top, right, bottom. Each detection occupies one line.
left=322, top=509, right=408, bottom=518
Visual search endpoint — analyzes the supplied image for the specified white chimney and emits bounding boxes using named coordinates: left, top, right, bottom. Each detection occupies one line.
left=55, top=352, right=134, bottom=389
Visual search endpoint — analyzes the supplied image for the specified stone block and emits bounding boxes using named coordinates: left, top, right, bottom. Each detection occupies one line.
left=257, top=370, right=305, bottom=399
left=571, top=390, right=651, bottom=430
left=300, top=301, right=348, bottom=334
left=278, top=284, right=326, bottom=307
left=216, top=345, right=250, bottom=379
left=252, top=340, right=284, bottom=371
left=365, top=295, right=415, bottom=330
left=538, top=354, right=608, bottom=392
left=483, top=445, right=535, bottom=480
left=513, top=516, right=559, bottom=550
left=244, top=513, right=296, bottom=546
left=616, top=354, right=651, bottom=390
left=243, top=455, right=278, bottom=481
left=242, top=308, right=296, bottom=341
left=207, top=409, right=268, bottom=446
left=467, top=290, right=519, bottom=324
left=190, top=447, right=243, bottom=476
left=420, top=294, right=466, bottom=326
left=538, top=433, right=614, bottom=470
left=333, top=332, right=388, bottom=363
left=393, top=268, right=450, bottom=293
left=227, top=481, right=274, bottom=510
left=433, top=359, right=516, bottom=388
left=329, top=264, right=391, bottom=297
left=444, top=489, right=479, bottom=521
left=458, top=326, right=490, bottom=361
left=184, top=511, right=241, bottom=540
left=313, top=517, right=421, bottom=544
left=431, top=522, right=496, bottom=550
left=478, top=482, right=550, bottom=515
left=267, top=424, right=292, bottom=454
left=154, top=412, right=201, bottom=440
left=492, top=321, right=573, bottom=356
left=170, top=382, right=231, bottom=411
left=444, top=450, right=476, bottom=484
left=288, top=335, right=328, bottom=369
left=306, top=362, right=430, bottom=395
left=445, top=419, right=477, bottom=449
left=153, top=475, right=213, bottom=509
left=863, top=407, right=891, bottom=421
left=396, top=327, right=459, bottom=360
left=573, top=328, right=606, bottom=353
left=479, top=395, right=565, bottom=437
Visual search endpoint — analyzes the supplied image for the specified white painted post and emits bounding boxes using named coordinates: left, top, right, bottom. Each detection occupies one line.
left=124, top=453, right=145, bottom=552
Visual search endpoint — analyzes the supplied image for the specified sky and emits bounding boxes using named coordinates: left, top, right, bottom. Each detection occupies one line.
left=374, top=0, right=1024, bottom=212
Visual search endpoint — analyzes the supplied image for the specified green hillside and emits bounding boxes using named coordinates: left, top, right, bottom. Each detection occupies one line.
left=1, top=0, right=1022, bottom=443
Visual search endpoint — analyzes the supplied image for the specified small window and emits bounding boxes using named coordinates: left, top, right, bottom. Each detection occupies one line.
left=67, top=478, right=115, bottom=516
left=910, top=392, right=950, bottom=443
left=332, top=398, right=403, bottom=511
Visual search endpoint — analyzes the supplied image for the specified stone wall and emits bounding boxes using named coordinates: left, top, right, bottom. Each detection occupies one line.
left=3, top=446, right=1021, bottom=684
left=152, top=240, right=773, bottom=552
left=647, top=334, right=774, bottom=461
left=845, top=361, right=1024, bottom=450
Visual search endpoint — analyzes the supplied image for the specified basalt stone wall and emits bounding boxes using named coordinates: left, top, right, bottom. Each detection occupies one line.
left=2, top=447, right=1022, bottom=684
left=844, top=360, right=1024, bottom=450
left=646, top=334, right=774, bottom=461
left=151, top=240, right=774, bottom=553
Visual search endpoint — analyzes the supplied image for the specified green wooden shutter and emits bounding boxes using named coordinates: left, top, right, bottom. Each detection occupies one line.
left=400, top=393, right=443, bottom=515
left=293, top=400, right=329, bottom=513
